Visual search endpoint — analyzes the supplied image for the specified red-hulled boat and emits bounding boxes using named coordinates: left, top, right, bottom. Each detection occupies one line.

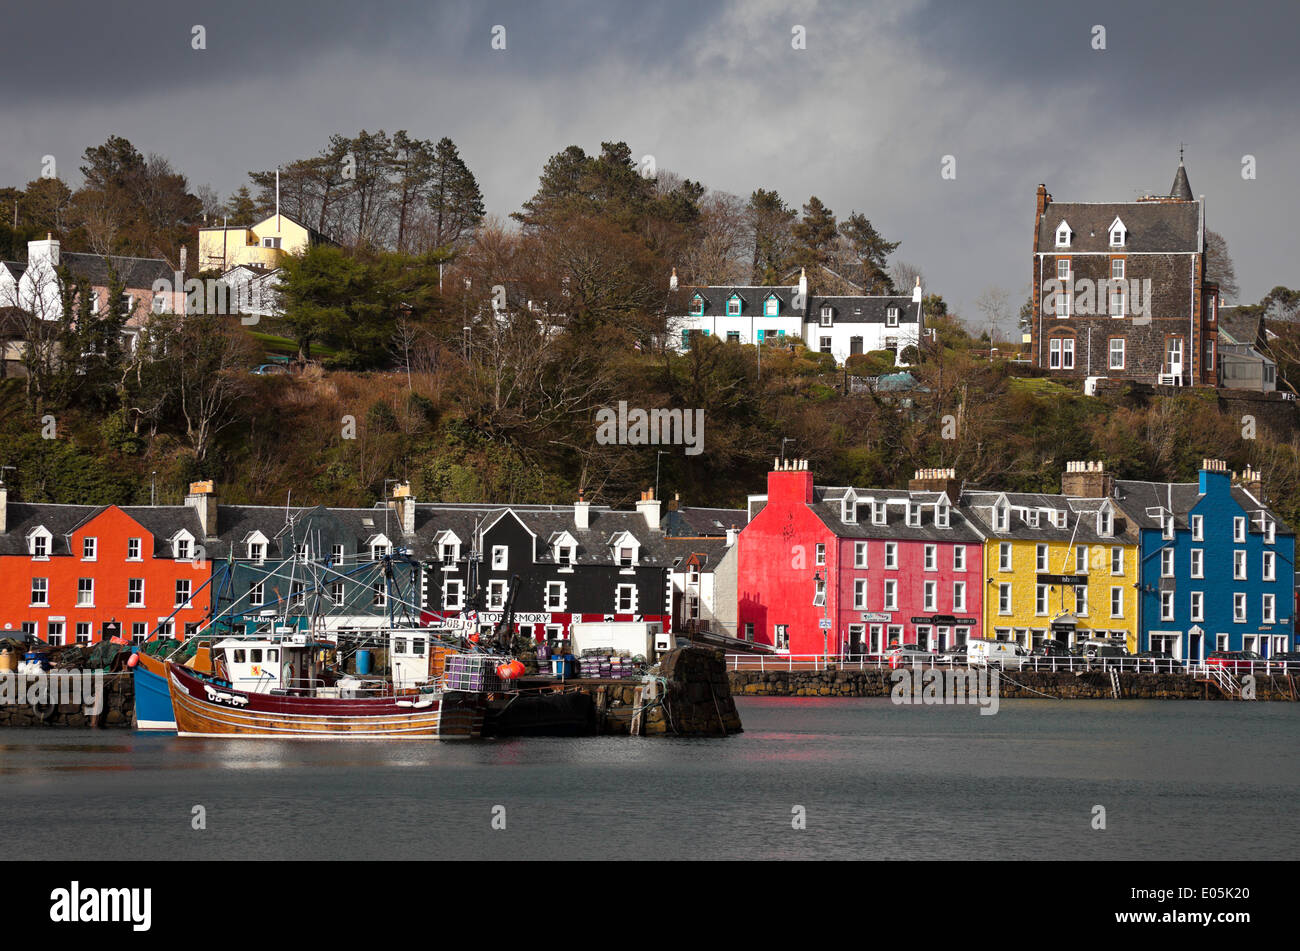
left=166, top=662, right=487, bottom=739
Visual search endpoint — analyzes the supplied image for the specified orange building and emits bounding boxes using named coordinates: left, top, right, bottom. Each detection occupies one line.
left=0, top=495, right=212, bottom=644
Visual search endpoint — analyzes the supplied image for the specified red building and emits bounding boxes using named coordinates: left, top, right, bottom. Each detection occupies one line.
left=0, top=491, right=211, bottom=644
left=737, top=461, right=985, bottom=655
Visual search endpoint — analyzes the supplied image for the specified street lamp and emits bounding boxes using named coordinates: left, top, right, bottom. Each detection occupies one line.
left=655, top=450, right=668, bottom=501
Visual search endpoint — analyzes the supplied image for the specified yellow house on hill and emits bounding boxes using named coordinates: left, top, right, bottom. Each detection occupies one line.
left=197, top=212, right=333, bottom=273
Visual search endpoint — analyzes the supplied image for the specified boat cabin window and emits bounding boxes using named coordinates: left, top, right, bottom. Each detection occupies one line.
left=250, top=649, right=263, bottom=663
left=267, top=649, right=278, bottom=662
left=233, top=649, right=246, bottom=663
left=394, top=637, right=407, bottom=653
left=412, top=638, right=425, bottom=656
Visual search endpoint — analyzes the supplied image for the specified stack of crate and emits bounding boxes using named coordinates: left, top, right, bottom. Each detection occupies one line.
left=442, top=653, right=509, bottom=692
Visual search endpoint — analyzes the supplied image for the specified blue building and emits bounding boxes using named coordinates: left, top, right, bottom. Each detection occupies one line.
left=1117, top=461, right=1296, bottom=660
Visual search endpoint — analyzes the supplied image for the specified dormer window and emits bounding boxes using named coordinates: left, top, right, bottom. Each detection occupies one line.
left=841, top=493, right=857, bottom=524
left=29, top=527, right=52, bottom=559
left=689, top=294, right=704, bottom=316
left=820, top=305, right=833, bottom=327
left=1027, top=510, right=1040, bottom=528
left=1098, top=505, right=1114, bottom=537
left=992, top=500, right=1009, bottom=532
left=1052, top=510, right=1068, bottom=529
left=249, top=541, right=264, bottom=562
left=886, top=306, right=899, bottom=328
left=558, top=545, right=574, bottom=566
left=935, top=498, right=950, bottom=529
left=610, top=531, right=640, bottom=568
left=726, top=294, right=741, bottom=316
left=906, top=502, right=921, bottom=527
left=871, top=500, right=886, bottom=526
left=550, top=531, right=578, bottom=567
left=764, top=295, right=780, bottom=317
left=1109, top=217, right=1127, bottom=248
left=1055, top=220, right=1072, bottom=248
left=1163, top=513, right=1176, bottom=540
left=174, top=532, right=193, bottom=561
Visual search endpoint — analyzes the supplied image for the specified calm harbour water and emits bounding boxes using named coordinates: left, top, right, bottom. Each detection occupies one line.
left=1, top=698, right=1296, bottom=860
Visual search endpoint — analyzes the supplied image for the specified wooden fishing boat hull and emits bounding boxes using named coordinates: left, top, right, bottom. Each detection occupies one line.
left=166, top=663, right=484, bottom=739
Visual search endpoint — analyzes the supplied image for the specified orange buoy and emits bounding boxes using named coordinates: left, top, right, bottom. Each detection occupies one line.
left=127, top=653, right=140, bottom=668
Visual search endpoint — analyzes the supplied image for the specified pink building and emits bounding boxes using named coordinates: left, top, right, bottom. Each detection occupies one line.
left=737, top=462, right=985, bottom=655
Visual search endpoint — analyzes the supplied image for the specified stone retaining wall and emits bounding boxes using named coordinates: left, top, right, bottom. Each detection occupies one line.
left=730, top=667, right=1298, bottom=700
left=0, top=672, right=135, bottom=727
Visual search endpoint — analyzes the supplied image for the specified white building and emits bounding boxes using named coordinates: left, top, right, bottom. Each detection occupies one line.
left=668, top=268, right=924, bottom=365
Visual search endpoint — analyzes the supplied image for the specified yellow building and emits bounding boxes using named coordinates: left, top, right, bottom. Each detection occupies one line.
left=962, top=482, right=1141, bottom=653
left=197, top=212, right=331, bottom=273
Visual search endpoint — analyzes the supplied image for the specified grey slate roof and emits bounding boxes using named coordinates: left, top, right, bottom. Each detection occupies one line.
left=960, top=490, right=1136, bottom=545
left=662, top=536, right=733, bottom=570
left=1038, top=201, right=1200, bottom=254
left=679, top=285, right=803, bottom=317
left=1170, top=162, right=1194, bottom=201
left=0, top=503, right=99, bottom=556
left=661, top=506, right=747, bottom=537
left=810, top=486, right=984, bottom=542
left=1113, top=480, right=1292, bottom=535
left=808, top=295, right=917, bottom=324
left=1, top=261, right=25, bottom=281
left=60, top=252, right=172, bottom=290
left=1218, top=306, right=1264, bottom=348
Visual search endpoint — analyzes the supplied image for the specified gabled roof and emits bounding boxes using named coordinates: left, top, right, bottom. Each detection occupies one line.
left=1038, top=201, right=1199, bottom=254
left=1113, top=479, right=1292, bottom=535
left=960, top=490, right=1136, bottom=544
left=1218, top=306, right=1265, bottom=348
left=810, top=486, right=983, bottom=542
left=674, top=285, right=803, bottom=317
left=808, top=295, right=915, bottom=324
left=661, top=506, right=747, bottom=537
left=59, top=252, right=173, bottom=290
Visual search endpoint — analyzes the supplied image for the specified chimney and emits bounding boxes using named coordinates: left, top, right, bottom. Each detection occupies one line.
left=908, top=467, right=960, bottom=504
left=184, top=480, right=218, bottom=537
left=1198, top=458, right=1229, bottom=496
left=0, top=478, right=7, bottom=534
left=636, top=488, right=662, bottom=532
left=574, top=490, right=590, bottom=531
left=179, top=245, right=188, bottom=278
left=669, top=267, right=678, bottom=291
left=912, top=275, right=922, bottom=304
left=725, top=525, right=738, bottom=547
left=1061, top=461, right=1115, bottom=499
left=668, top=492, right=680, bottom=512
left=1233, top=464, right=1263, bottom=500
left=798, top=266, right=808, bottom=301
left=27, top=234, right=60, bottom=271
left=389, top=481, right=416, bottom=536
left=767, top=457, right=814, bottom=504
left=1036, top=184, right=1050, bottom=217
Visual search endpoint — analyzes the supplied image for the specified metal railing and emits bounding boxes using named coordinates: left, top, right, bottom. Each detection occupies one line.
left=724, top=652, right=1300, bottom=676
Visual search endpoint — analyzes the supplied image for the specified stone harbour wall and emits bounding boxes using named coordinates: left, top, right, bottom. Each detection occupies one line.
left=578, top=646, right=743, bottom=736
left=730, top=667, right=1299, bottom=700
left=0, top=672, right=135, bottom=727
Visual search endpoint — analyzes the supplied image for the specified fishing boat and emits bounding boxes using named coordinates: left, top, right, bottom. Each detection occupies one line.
left=164, top=645, right=496, bottom=738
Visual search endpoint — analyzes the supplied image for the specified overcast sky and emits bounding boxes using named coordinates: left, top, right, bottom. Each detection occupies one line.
left=2, top=0, right=1296, bottom=318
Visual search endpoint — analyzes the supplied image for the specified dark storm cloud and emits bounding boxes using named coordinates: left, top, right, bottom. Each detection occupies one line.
left=1, top=0, right=1296, bottom=314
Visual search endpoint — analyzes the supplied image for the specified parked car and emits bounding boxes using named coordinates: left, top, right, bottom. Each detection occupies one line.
left=1078, top=638, right=1130, bottom=658
left=1206, top=650, right=1266, bottom=672
left=250, top=363, right=289, bottom=376
left=886, top=644, right=938, bottom=667
left=1135, top=650, right=1175, bottom=672
left=939, top=644, right=968, bottom=664
left=966, top=639, right=1028, bottom=670
left=1031, top=639, right=1074, bottom=659
left=1269, top=651, right=1300, bottom=671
